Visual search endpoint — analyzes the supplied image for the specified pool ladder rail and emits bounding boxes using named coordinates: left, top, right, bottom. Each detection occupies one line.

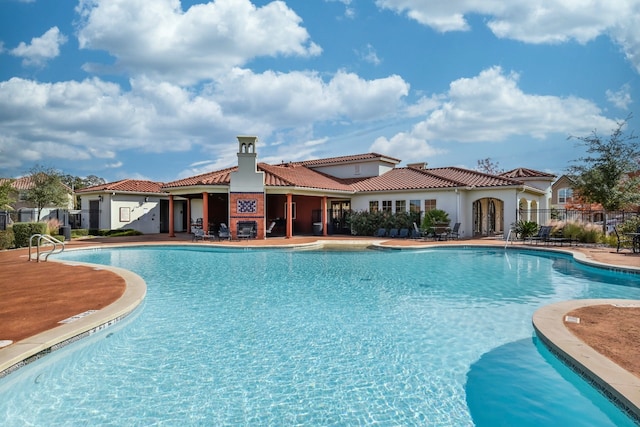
left=504, top=228, right=515, bottom=249
left=28, top=233, right=65, bottom=262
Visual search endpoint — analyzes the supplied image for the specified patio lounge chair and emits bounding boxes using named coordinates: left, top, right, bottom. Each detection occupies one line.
left=398, top=228, right=409, bottom=238
left=266, top=221, right=276, bottom=234
left=412, top=222, right=424, bottom=239
left=389, top=228, right=399, bottom=238
left=374, top=228, right=387, bottom=237
left=527, top=226, right=551, bottom=245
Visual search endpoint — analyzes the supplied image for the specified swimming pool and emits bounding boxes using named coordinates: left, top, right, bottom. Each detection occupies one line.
left=1, top=246, right=639, bottom=426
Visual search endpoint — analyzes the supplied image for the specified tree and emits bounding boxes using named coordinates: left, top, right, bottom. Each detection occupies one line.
left=0, top=179, right=16, bottom=211
left=61, top=174, right=106, bottom=208
left=567, top=116, right=640, bottom=229
left=476, top=158, right=503, bottom=175
left=24, top=166, right=70, bottom=220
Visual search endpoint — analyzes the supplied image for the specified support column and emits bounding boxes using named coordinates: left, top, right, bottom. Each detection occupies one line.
left=286, top=193, right=293, bottom=239
left=187, top=199, right=191, bottom=232
left=169, top=195, right=175, bottom=237
left=322, top=196, right=328, bottom=237
left=202, top=192, right=209, bottom=232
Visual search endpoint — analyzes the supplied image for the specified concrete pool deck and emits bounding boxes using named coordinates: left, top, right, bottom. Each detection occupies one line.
left=0, top=233, right=639, bottom=419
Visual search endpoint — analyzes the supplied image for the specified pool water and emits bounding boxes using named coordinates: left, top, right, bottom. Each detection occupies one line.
left=1, top=246, right=639, bottom=426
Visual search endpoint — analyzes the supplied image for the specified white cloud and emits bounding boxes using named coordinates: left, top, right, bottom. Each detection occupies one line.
left=0, top=67, right=409, bottom=172
left=212, top=68, right=409, bottom=124
left=606, top=84, right=633, bottom=110
left=357, top=44, right=381, bottom=65
left=371, top=66, right=617, bottom=161
left=375, top=0, right=640, bottom=73
left=10, top=27, right=67, bottom=66
left=76, top=0, right=321, bottom=84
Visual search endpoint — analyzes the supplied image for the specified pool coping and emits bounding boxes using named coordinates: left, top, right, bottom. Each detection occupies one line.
left=1, top=240, right=639, bottom=423
left=533, top=300, right=640, bottom=424
left=0, top=261, right=146, bottom=377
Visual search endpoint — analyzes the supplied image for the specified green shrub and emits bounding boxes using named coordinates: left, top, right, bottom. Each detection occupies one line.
left=12, top=222, right=47, bottom=248
left=71, top=229, right=89, bottom=238
left=512, top=220, right=538, bottom=240
left=347, top=211, right=423, bottom=236
left=0, top=228, right=15, bottom=249
left=421, top=209, right=450, bottom=230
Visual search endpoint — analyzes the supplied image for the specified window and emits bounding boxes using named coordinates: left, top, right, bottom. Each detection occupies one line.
left=409, top=200, right=421, bottom=214
left=382, top=200, right=392, bottom=212
left=369, top=201, right=379, bottom=212
left=395, top=200, right=406, bottom=213
left=424, top=199, right=436, bottom=212
left=119, top=207, right=130, bottom=222
left=558, top=188, right=573, bottom=204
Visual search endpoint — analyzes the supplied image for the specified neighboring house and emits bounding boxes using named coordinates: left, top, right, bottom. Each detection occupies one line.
left=0, top=176, right=74, bottom=223
left=156, top=136, right=554, bottom=240
left=76, top=180, right=168, bottom=234
left=551, top=175, right=576, bottom=209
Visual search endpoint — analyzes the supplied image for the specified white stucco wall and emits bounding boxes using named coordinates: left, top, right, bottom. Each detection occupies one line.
left=312, top=161, right=394, bottom=179
left=108, top=195, right=160, bottom=233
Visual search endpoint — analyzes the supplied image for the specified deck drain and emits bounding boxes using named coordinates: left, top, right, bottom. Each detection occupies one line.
left=59, top=310, right=98, bottom=324
left=564, top=315, right=580, bottom=324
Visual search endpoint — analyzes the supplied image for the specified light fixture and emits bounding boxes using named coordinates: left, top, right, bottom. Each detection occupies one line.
left=98, top=195, right=103, bottom=202
left=144, top=196, right=149, bottom=202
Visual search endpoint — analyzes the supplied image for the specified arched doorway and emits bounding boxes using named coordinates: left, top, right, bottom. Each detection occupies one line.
left=473, top=198, right=505, bottom=237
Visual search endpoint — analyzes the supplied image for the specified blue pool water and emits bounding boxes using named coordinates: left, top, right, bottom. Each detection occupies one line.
left=1, top=246, right=639, bottom=426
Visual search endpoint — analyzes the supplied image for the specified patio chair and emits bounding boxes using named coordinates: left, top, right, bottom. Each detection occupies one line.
left=448, top=222, right=461, bottom=240
left=389, top=228, right=399, bottom=238
left=398, top=228, right=409, bottom=238
left=192, top=227, right=213, bottom=242
left=192, top=227, right=204, bottom=242
left=237, top=224, right=255, bottom=239
left=613, top=226, right=633, bottom=253
left=374, top=228, right=387, bottom=237
left=218, top=223, right=231, bottom=240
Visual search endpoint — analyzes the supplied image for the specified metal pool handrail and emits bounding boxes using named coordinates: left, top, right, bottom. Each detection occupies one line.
left=28, top=233, right=65, bottom=262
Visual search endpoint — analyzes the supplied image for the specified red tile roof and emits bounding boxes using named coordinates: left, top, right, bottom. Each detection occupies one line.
left=76, top=179, right=165, bottom=194
left=296, top=152, right=401, bottom=167
left=0, top=176, right=72, bottom=192
left=427, top=167, right=522, bottom=188
left=501, top=168, right=555, bottom=179
left=349, top=168, right=457, bottom=191
left=163, top=167, right=235, bottom=188
left=260, top=163, right=354, bottom=191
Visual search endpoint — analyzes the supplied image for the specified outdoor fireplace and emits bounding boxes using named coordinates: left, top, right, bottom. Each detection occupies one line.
left=236, top=221, right=257, bottom=239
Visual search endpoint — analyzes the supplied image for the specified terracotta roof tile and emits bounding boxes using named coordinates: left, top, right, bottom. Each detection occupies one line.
left=1, top=176, right=72, bottom=191
left=349, top=168, right=458, bottom=192
left=260, top=163, right=353, bottom=191
left=296, top=152, right=400, bottom=167
left=501, top=167, right=556, bottom=179
left=77, top=179, right=165, bottom=193
left=427, top=167, right=522, bottom=188
left=163, top=167, right=235, bottom=188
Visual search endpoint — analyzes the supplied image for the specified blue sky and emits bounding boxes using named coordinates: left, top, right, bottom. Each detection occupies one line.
left=1, top=0, right=639, bottom=183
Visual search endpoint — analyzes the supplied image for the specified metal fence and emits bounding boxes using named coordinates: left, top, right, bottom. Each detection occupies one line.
left=520, top=208, right=640, bottom=232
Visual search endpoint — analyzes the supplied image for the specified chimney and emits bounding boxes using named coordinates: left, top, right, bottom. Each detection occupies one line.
left=407, top=162, right=428, bottom=170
